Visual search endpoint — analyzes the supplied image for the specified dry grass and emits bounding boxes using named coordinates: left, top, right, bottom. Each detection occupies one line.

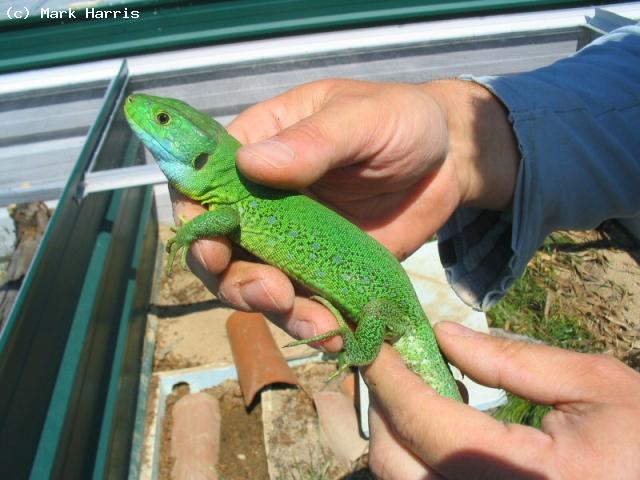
left=490, top=224, right=639, bottom=369
left=490, top=222, right=640, bottom=426
left=541, top=224, right=639, bottom=369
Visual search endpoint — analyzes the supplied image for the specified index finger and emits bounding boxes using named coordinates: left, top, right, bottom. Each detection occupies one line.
left=363, top=345, right=552, bottom=479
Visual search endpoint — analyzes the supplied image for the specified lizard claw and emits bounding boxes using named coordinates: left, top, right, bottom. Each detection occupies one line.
left=284, top=327, right=345, bottom=348
left=165, top=236, right=175, bottom=254
left=327, top=353, right=351, bottom=381
left=165, top=245, right=178, bottom=276
left=165, top=221, right=195, bottom=275
left=169, top=215, right=189, bottom=234
left=180, top=246, right=189, bottom=270
left=164, top=238, right=190, bottom=275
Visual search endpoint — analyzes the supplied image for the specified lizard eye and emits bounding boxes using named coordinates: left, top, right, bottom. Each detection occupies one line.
left=194, top=153, right=208, bottom=170
left=156, top=112, right=171, bottom=125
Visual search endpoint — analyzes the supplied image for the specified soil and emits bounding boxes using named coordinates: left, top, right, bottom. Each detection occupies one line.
left=159, top=379, right=268, bottom=480
left=158, top=363, right=370, bottom=480
left=209, top=381, right=268, bottom=480
left=261, top=363, right=372, bottom=480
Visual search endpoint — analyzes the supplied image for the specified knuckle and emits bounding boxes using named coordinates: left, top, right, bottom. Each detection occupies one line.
left=289, top=78, right=347, bottom=112
left=588, top=353, right=620, bottom=372
left=567, top=353, right=636, bottom=399
left=258, top=97, right=289, bottom=131
left=310, top=77, right=343, bottom=93
left=494, top=337, right=530, bottom=367
left=490, top=339, right=532, bottom=388
left=312, top=77, right=358, bottom=98
left=289, top=118, right=331, bottom=145
left=388, top=407, right=431, bottom=452
left=582, top=353, right=627, bottom=383
left=574, top=353, right=620, bottom=384
left=495, top=337, right=530, bottom=360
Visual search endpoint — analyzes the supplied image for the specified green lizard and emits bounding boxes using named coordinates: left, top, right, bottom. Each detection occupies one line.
left=124, top=93, right=461, bottom=400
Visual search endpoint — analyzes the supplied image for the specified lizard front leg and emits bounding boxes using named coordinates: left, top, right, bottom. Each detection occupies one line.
left=166, top=205, right=240, bottom=275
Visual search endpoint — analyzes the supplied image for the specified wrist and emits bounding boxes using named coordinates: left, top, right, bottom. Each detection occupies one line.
left=423, top=79, right=520, bottom=211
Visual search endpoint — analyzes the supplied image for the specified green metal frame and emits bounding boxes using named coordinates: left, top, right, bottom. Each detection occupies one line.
left=0, top=62, right=158, bottom=479
left=0, top=0, right=602, bottom=73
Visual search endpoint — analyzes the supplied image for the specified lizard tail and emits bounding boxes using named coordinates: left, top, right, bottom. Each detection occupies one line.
left=393, top=321, right=463, bottom=401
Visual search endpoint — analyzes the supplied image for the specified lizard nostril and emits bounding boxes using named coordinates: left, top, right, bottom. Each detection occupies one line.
left=127, top=95, right=135, bottom=104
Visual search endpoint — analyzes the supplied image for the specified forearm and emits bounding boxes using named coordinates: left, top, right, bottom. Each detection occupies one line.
left=434, top=26, right=640, bottom=310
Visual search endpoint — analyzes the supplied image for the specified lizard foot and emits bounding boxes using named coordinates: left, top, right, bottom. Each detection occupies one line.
left=284, top=326, right=348, bottom=348
left=285, top=295, right=352, bottom=348
left=165, top=227, right=192, bottom=275
left=327, top=352, right=353, bottom=381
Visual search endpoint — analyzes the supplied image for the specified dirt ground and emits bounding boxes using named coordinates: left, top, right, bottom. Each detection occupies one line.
left=159, top=380, right=269, bottom=480
left=158, top=363, right=369, bottom=480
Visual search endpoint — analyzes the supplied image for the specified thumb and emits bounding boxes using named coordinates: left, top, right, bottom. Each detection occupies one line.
left=236, top=102, right=374, bottom=189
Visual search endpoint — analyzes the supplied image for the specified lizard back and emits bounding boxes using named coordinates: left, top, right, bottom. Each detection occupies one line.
left=232, top=191, right=427, bottom=329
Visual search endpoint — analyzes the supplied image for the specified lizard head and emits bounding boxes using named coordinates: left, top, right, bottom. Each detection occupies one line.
left=124, top=93, right=231, bottom=202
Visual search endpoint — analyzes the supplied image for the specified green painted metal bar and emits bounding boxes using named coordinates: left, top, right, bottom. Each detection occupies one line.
left=30, top=186, right=126, bottom=479
left=90, top=174, right=142, bottom=480
left=128, top=315, right=158, bottom=479
left=27, top=124, right=152, bottom=478
left=0, top=0, right=600, bottom=73
left=45, top=184, right=156, bottom=479
left=90, top=174, right=155, bottom=479
left=100, top=191, right=157, bottom=480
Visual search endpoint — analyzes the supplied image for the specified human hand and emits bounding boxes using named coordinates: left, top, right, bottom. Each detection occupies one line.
left=172, top=79, right=519, bottom=345
left=363, top=321, right=640, bottom=479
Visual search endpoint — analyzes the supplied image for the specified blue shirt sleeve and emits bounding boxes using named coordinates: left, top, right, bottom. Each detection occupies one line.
left=438, top=25, right=640, bottom=311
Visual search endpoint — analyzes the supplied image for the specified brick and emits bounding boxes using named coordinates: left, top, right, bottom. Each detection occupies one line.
left=171, top=392, right=221, bottom=480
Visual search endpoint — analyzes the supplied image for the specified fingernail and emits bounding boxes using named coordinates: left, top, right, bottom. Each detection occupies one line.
left=241, top=139, right=295, bottom=169
left=192, top=242, right=208, bottom=267
left=435, top=321, right=477, bottom=337
left=239, top=279, right=282, bottom=311
left=292, top=319, right=317, bottom=341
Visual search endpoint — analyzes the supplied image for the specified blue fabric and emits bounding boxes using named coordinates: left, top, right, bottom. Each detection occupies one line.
left=438, top=26, right=640, bottom=311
